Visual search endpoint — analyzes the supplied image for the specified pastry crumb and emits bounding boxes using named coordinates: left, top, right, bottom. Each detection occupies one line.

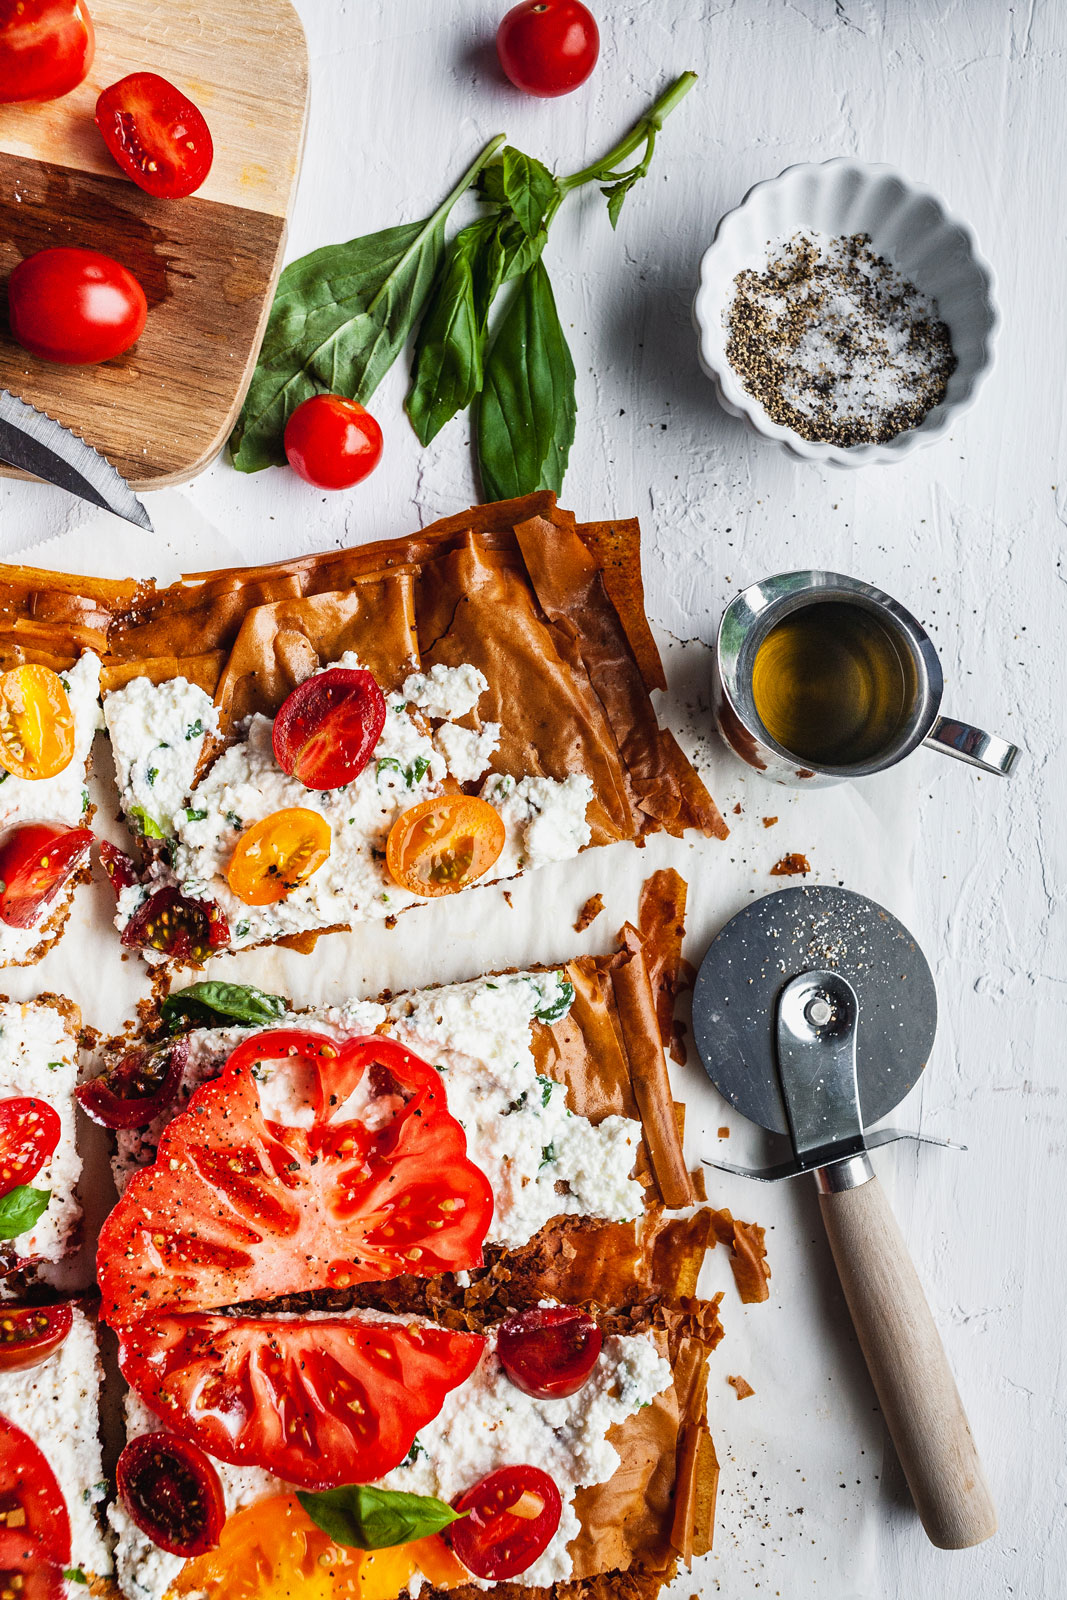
left=770, top=852, right=810, bottom=876
left=728, top=1374, right=755, bottom=1400
left=762, top=815, right=778, bottom=828
left=717, top=1126, right=730, bottom=1138
left=574, top=892, right=605, bottom=932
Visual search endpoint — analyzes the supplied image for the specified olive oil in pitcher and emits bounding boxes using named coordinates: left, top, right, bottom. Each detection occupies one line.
left=751, top=601, right=917, bottom=766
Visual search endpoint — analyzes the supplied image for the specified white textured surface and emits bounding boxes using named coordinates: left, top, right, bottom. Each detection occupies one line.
left=2, top=2, right=1063, bottom=1596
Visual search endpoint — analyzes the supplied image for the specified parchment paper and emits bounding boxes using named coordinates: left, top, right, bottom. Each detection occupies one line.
left=7, top=494, right=928, bottom=1600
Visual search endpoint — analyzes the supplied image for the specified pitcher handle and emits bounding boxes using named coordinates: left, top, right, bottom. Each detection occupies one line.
left=923, top=716, right=1019, bottom=777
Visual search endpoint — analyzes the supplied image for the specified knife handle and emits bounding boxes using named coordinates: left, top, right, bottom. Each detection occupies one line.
left=817, top=1169, right=997, bottom=1549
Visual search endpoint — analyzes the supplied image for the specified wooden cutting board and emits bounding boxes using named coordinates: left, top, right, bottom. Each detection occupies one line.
left=0, top=0, right=308, bottom=488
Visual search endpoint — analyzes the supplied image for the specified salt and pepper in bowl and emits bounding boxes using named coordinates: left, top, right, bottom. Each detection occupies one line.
left=692, top=159, right=999, bottom=466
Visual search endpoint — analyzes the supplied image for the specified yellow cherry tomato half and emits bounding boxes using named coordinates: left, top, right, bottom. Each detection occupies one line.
left=386, top=794, right=505, bottom=897
left=226, top=807, right=331, bottom=906
left=0, top=664, right=75, bottom=781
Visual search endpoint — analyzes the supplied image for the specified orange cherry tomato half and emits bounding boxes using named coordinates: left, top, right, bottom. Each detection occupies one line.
left=226, top=807, right=331, bottom=906
left=386, top=795, right=505, bottom=898
left=0, top=665, right=75, bottom=780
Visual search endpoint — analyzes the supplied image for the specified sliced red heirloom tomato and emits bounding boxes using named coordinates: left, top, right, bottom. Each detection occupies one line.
left=121, top=886, right=230, bottom=964
left=0, top=665, right=75, bottom=781
left=97, top=1031, right=494, bottom=1326
left=76, top=1037, right=188, bottom=1130
left=0, top=1097, right=61, bottom=1195
left=272, top=668, right=387, bottom=791
left=496, top=0, right=599, bottom=97
left=448, top=1465, right=562, bottom=1580
left=386, top=795, right=505, bottom=898
left=116, top=1430, right=224, bottom=1558
left=95, top=71, right=213, bottom=199
left=0, top=822, right=93, bottom=930
left=99, top=839, right=139, bottom=896
left=118, top=1312, right=485, bottom=1489
left=226, top=807, right=331, bottom=906
left=0, top=0, right=94, bottom=103
left=284, top=395, right=384, bottom=490
left=497, top=1304, right=602, bottom=1399
left=0, top=1414, right=72, bottom=1570
left=0, top=1302, right=72, bottom=1372
left=8, top=248, right=147, bottom=366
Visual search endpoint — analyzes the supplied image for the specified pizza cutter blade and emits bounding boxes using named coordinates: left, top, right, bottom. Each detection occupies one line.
left=693, top=886, right=997, bottom=1551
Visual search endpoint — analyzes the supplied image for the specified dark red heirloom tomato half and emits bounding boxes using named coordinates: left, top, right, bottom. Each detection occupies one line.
left=95, top=71, right=213, bottom=199
left=448, top=1464, right=562, bottom=1580
left=120, top=886, right=230, bottom=965
left=76, top=1036, right=188, bottom=1130
left=0, top=822, right=93, bottom=929
left=0, top=1097, right=61, bottom=1195
left=0, top=0, right=94, bottom=104
left=496, top=0, right=599, bottom=97
left=0, top=1302, right=72, bottom=1372
left=284, top=395, right=384, bottom=490
left=116, top=1431, right=225, bottom=1558
left=97, top=1031, right=494, bottom=1326
left=8, top=248, right=147, bottom=366
left=118, top=1312, right=486, bottom=1490
left=0, top=1414, right=72, bottom=1573
left=272, top=667, right=387, bottom=790
left=497, top=1304, right=602, bottom=1398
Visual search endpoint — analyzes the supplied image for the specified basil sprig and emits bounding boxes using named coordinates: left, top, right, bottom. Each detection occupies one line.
left=297, top=1485, right=465, bottom=1550
left=0, top=1185, right=50, bottom=1240
left=161, top=981, right=288, bottom=1035
left=231, top=73, right=696, bottom=498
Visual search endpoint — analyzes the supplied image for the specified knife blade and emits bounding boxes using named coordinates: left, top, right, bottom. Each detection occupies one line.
left=0, top=390, right=153, bottom=532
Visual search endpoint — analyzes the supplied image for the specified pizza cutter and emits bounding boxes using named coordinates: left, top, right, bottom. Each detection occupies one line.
left=692, top=885, right=997, bottom=1550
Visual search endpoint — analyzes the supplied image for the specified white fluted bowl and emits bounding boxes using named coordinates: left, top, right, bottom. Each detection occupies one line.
left=692, top=159, right=999, bottom=467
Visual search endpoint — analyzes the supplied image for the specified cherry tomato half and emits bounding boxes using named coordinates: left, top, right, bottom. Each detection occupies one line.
left=496, top=0, right=599, bottom=97
left=77, top=1037, right=188, bottom=1131
left=284, top=395, right=384, bottom=490
left=0, top=1302, right=72, bottom=1372
left=8, top=248, right=147, bottom=366
left=0, top=823, right=93, bottom=930
left=226, top=807, right=331, bottom=906
left=95, top=71, right=213, bottom=200
left=0, top=1098, right=61, bottom=1196
left=448, top=1464, right=562, bottom=1580
left=99, top=839, right=139, bottom=897
left=0, top=665, right=75, bottom=781
left=0, top=1414, right=71, bottom=1571
left=497, top=1304, right=602, bottom=1398
left=0, top=0, right=94, bottom=104
left=386, top=794, right=504, bottom=897
left=272, top=667, right=386, bottom=791
left=117, top=1431, right=225, bottom=1558
left=121, top=886, right=230, bottom=964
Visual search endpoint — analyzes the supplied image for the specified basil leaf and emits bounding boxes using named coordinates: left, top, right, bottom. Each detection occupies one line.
left=62, top=1571, right=88, bottom=1585
left=297, top=1485, right=465, bottom=1551
left=534, top=977, right=575, bottom=1024
left=0, top=1185, right=50, bottom=1240
left=129, top=805, right=165, bottom=841
left=161, top=981, right=288, bottom=1035
left=477, top=260, right=576, bottom=501
left=492, top=146, right=560, bottom=239
left=406, top=218, right=494, bottom=446
left=231, top=138, right=504, bottom=473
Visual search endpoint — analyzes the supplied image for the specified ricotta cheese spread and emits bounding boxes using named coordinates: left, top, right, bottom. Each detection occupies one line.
left=0, top=1304, right=111, bottom=1585
left=104, top=655, right=593, bottom=954
left=0, top=998, right=81, bottom=1271
left=112, top=1321, right=671, bottom=1600
left=0, top=651, right=101, bottom=965
left=111, top=973, right=645, bottom=1249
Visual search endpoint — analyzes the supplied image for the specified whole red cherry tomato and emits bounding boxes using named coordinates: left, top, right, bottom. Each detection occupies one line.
left=496, top=0, right=599, bottom=98
left=8, top=249, right=147, bottom=366
left=0, top=0, right=94, bottom=104
left=95, top=72, right=213, bottom=200
left=497, top=1304, right=602, bottom=1398
left=284, top=395, right=383, bottom=490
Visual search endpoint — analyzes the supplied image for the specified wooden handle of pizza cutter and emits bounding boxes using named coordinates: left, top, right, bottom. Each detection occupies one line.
left=817, top=1169, right=997, bottom=1549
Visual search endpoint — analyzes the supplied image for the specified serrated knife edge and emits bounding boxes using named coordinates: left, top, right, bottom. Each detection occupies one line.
left=0, top=389, right=153, bottom=534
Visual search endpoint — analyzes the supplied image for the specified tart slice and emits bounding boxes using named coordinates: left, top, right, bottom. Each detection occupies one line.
left=0, top=1300, right=111, bottom=1592
left=0, top=994, right=83, bottom=1294
left=0, top=653, right=99, bottom=966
